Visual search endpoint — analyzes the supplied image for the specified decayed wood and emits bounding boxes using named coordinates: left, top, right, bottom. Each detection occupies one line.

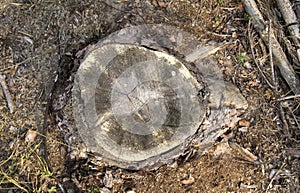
left=242, top=0, right=300, bottom=94
left=0, top=74, right=15, bottom=113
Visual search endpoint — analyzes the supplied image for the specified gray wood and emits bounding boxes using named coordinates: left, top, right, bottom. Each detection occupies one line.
left=72, top=25, right=248, bottom=170
left=242, top=0, right=300, bottom=94
left=73, top=44, right=206, bottom=169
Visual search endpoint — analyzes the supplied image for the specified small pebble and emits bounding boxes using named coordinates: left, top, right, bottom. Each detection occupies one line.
left=238, top=127, right=248, bottom=132
left=244, top=61, right=252, bottom=69
left=9, top=140, right=15, bottom=149
left=232, top=31, right=237, bottom=38
left=240, top=182, right=257, bottom=189
left=8, top=126, right=18, bottom=133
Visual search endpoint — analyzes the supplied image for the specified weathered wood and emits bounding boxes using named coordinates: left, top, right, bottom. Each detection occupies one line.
left=0, top=74, right=15, bottom=113
left=73, top=44, right=206, bottom=169
left=276, top=0, right=300, bottom=52
left=242, top=0, right=300, bottom=94
left=71, top=25, right=248, bottom=170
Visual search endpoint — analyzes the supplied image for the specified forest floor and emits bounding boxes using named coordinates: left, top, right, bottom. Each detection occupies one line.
left=0, top=0, right=299, bottom=192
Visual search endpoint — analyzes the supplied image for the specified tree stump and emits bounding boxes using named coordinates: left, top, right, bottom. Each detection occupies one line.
left=73, top=43, right=207, bottom=169
left=70, top=24, right=247, bottom=170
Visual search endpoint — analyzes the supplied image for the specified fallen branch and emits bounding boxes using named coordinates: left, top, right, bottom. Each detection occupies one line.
left=242, top=0, right=300, bottom=94
left=0, top=74, right=15, bottom=113
left=275, top=0, right=300, bottom=62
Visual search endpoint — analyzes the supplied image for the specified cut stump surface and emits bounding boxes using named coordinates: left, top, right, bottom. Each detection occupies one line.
left=73, top=44, right=206, bottom=169
left=71, top=25, right=247, bottom=170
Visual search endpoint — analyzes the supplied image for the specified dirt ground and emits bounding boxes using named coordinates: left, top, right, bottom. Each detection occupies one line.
left=0, top=0, right=299, bottom=192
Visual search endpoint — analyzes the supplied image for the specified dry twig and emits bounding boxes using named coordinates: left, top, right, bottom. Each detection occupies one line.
left=248, top=21, right=275, bottom=89
left=278, top=94, right=300, bottom=101
left=275, top=0, right=300, bottom=62
left=266, top=159, right=286, bottom=192
left=0, top=74, right=15, bottom=113
left=242, top=0, right=300, bottom=94
left=268, top=20, right=277, bottom=89
left=229, top=141, right=258, bottom=162
left=267, top=20, right=290, bottom=132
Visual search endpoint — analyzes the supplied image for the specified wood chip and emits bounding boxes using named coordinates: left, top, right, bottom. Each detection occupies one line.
left=103, top=171, right=114, bottom=188
left=213, top=141, right=232, bottom=157
left=238, top=120, right=251, bottom=128
left=181, top=176, right=195, bottom=185
left=229, top=142, right=258, bottom=162
left=151, top=0, right=168, bottom=7
left=25, top=129, right=38, bottom=143
left=168, top=161, right=178, bottom=169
